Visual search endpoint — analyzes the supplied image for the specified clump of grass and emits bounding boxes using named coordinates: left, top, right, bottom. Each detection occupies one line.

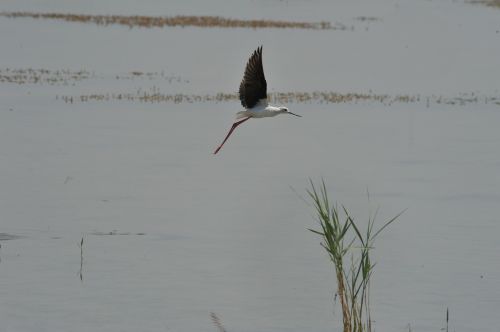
left=308, top=179, right=403, bottom=332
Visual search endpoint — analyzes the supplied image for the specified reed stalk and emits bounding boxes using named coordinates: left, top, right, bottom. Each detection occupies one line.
left=308, top=179, right=403, bottom=332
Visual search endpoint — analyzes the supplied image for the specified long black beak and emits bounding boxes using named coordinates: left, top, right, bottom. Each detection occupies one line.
left=288, top=111, right=302, bottom=117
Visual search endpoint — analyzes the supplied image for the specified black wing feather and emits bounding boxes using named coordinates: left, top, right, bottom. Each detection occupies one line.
left=238, top=46, right=267, bottom=109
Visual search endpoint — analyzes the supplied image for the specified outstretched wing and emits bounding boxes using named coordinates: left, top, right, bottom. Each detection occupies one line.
left=238, top=46, right=267, bottom=109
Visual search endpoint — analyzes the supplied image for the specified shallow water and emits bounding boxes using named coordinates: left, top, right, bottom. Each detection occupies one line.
left=1, top=1, right=500, bottom=331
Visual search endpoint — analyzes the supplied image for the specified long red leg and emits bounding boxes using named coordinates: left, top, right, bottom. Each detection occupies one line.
left=213, top=117, right=251, bottom=154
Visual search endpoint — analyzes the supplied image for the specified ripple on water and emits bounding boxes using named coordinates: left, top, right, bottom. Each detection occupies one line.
left=0, top=233, right=23, bottom=241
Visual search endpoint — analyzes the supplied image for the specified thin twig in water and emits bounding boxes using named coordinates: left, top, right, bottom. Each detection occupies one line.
left=446, top=307, right=449, bottom=332
left=79, top=236, right=84, bottom=282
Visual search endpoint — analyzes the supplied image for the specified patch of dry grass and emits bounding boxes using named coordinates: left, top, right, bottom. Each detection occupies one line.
left=353, top=16, right=381, bottom=22
left=0, top=68, right=92, bottom=85
left=0, top=68, right=186, bottom=85
left=58, top=89, right=417, bottom=105
left=2, top=68, right=496, bottom=108
left=56, top=88, right=499, bottom=107
left=467, top=0, right=500, bottom=8
left=0, top=12, right=343, bottom=30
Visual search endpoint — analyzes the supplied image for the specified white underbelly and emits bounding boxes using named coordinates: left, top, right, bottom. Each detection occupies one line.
left=237, top=109, right=279, bottom=119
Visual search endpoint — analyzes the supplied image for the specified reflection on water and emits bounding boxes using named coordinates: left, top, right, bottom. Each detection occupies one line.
left=0, top=233, right=23, bottom=241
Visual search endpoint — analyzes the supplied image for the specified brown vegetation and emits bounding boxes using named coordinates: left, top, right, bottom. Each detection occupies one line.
left=58, top=89, right=414, bottom=105
left=0, top=12, right=342, bottom=30
left=2, top=67, right=496, bottom=108
left=57, top=88, right=499, bottom=107
left=0, top=68, right=92, bottom=85
left=0, top=68, right=186, bottom=85
left=467, top=0, right=500, bottom=8
left=353, top=16, right=381, bottom=22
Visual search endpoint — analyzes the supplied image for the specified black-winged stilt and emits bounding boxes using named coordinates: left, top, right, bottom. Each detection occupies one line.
left=213, top=46, right=301, bottom=154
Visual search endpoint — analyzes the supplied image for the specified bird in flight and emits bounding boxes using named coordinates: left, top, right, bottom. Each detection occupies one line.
left=213, top=46, right=301, bottom=154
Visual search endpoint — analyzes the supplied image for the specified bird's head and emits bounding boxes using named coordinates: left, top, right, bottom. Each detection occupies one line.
left=279, top=107, right=302, bottom=117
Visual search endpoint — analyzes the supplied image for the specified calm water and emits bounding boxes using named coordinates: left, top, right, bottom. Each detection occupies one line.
left=1, top=1, right=500, bottom=331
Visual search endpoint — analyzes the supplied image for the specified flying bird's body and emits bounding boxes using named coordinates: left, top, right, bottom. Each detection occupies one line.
left=214, top=46, right=300, bottom=154
left=236, top=101, right=282, bottom=119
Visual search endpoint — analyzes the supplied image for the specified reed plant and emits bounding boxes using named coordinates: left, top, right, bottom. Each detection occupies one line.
left=308, top=179, right=403, bottom=332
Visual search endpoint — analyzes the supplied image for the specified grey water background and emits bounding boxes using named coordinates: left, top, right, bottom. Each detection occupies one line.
left=1, top=0, right=500, bottom=331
